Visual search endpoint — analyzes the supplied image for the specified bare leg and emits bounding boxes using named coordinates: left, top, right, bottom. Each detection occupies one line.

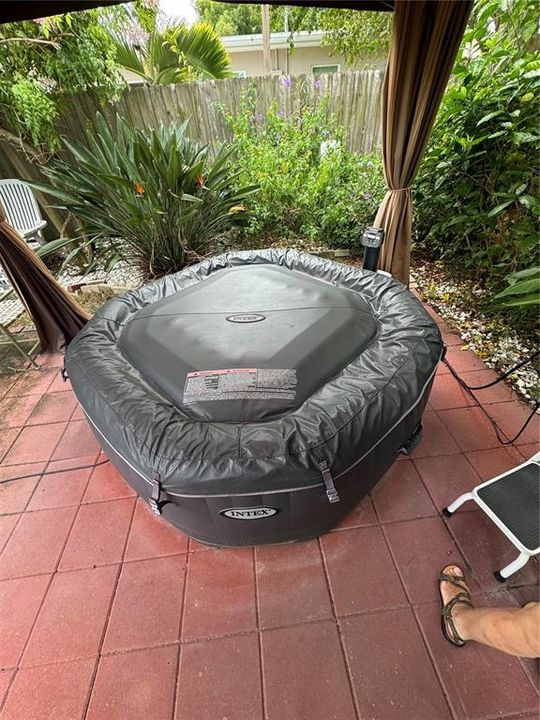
left=440, top=565, right=540, bottom=658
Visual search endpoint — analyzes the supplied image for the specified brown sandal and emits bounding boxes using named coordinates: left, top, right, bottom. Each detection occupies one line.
left=438, top=570, right=473, bottom=647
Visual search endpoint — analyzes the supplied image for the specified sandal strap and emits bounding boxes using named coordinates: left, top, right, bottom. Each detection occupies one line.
left=438, top=572, right=469, bottom=593
left=441, top=592, right=473, bottom=646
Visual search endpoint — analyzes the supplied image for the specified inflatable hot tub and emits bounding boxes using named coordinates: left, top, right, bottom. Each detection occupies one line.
left=65, top=249, right=442, bottom=546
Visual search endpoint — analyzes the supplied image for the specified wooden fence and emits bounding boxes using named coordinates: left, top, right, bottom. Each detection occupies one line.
left=0, top=70, right=384, bottom=236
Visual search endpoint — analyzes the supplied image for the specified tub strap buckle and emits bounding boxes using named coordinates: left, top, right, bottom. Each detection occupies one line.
left=318, top=461, right=340, bottom=504
left=149, top=473, right=163, bottom=516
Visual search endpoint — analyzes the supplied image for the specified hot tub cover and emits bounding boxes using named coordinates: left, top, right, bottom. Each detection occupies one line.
left=65, top=249, right=442, bottom=508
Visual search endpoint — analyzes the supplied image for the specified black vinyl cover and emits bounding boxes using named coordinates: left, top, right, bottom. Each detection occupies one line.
left=65, top=249, right=442, bottom=499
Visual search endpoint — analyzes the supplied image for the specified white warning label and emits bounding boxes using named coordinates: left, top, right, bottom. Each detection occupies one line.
left=183, top=368, right=297, bottom=404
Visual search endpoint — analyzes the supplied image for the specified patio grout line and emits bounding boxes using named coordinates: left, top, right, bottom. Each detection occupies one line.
left=81, top=494, right=138, bottom=720
left=409, top=603, right=464, bottom=720
left=22, top=453, right=101, bottom=515
left=170, top=535, right=190, bottom=720
left=252, top=546, right=268, bottom=720
left=316, top=536, right=362, bottom=720
left=0, top=425, right=25, bottom=466
left=373, top=502, right=457, bottom=720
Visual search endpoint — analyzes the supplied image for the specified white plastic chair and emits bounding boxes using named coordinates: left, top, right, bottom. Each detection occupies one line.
left=0, top=179, right=47, bottom=244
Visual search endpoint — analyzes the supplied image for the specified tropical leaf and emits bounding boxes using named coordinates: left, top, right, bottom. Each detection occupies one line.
left=110, top=22, right=231, bottom=85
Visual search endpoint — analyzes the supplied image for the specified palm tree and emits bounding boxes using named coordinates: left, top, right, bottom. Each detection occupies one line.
left=112, top=22, right=231, bottom=84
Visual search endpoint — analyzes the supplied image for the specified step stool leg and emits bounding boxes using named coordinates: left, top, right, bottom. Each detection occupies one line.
left=443, top=492, right=475, bottom=517
left=494, top=552, right=530, bottom=583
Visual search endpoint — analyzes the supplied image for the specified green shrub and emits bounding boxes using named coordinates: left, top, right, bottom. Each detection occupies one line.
left=414, top=0, right=540, bottom=277
left=225, top=92, right=385, bottom=248
left=494, top=266, right=540, bottom=308
left=36, top=114, right=257, bottom=277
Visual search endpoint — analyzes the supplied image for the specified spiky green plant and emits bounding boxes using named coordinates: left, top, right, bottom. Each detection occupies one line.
left=36, top=113, right=257, bottom=276
left=112, top=21, right=231, bottom=84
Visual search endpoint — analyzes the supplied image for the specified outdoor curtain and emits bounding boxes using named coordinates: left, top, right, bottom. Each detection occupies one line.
left=0, top=203, right=89, bottom=353
left=375, top=0, right=473, bottom=283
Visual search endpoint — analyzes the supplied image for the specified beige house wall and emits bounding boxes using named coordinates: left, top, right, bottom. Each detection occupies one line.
left=228, top=46, right=386, bottom=77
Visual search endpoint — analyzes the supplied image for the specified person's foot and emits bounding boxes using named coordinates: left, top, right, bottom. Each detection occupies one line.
left=439, top=564, right=474, bottom=645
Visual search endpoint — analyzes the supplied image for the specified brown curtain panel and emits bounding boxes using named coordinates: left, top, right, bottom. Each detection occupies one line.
left=0, top=203, right=89, bottom=353
left=376, top=0, right=473, bottom=283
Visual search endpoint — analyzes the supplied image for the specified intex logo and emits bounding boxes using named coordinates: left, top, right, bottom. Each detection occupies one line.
left=220, top=506, right=279, bottom=520
left=226, top=314, right=266, bottom=323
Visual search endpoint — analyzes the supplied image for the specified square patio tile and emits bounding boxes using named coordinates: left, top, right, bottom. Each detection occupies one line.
left=465, top=446, right=524, bottom=481
left=124, top=500, right=189, bottom=562
left=446, top=510, right=539, bottom=591
left=429, top=373, right=476, bottom=411
left=8, top=369, right=56, bottom=396
left=26, top=391, right=77, bottom=426
left=438, top=407, right=501, bottom=451
left=444, top=348, right=486, bottom=372
left=71, top=404, right=85, bottom=421
left=415, top=600, right=539, bottom=719
left=0, top=514, right=19, bottom=553
left=341, top=608, right=452, bottom=720
left=0, top=461, right=45, bottom=514
left=22, top=564, right=118, bottom=666
left=87, top=645, right=177, bottom=720
left=331, top=495, right=378, bottom=530
left=320, top=525, right=407, bottom=616
left=0, top=428, right=19, bottom=463
left=83, top=460, right=136, bottom=503
left=176, top=633, right=262, bottom=720
left=413, top=453, right=481, bottom=512
left=262, top=621, right=356, bottom=720
left=47, top=370, right=71, bottom=393
left=0, top=574, right=50, bottom=668
left=460, top=369, right=516, bottom=405
left=440, top=330, right=463, bottom=346
left=0, top=373, right=16, bottom=399
left=182, top=548, right=256, bottom=641
left=103, top=555, right=186, bottom=653
left=0, top=506, right=76, bottom=580
left=517, top=442, right=540, bottom=460
left=0, top=659, right=95, bottom=720
left=58, top=497, right=135, bottom=571
left=51, top=419, right=100, bottom=461
left=3, top=423, right=66, bottom=465
left=484, top=401, right=540, bottom=446
left=371, top=459, right=437, bottom=523
left=383, top=516, right=479, bottom=605
left=410, top=412, right=460, bottom=458
left=0, top=394, right=41, bottom=430
left=36, top=352, right=64, bottom=369
left=256, top=540, right=332, bottom=629
left=26, top=456, right=95, bottom=511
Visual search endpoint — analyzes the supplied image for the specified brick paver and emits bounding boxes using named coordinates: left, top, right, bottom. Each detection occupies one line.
left=0, top=306, right=538, bottom=719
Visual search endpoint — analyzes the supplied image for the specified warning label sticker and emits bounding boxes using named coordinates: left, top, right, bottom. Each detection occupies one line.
left=183, top=368, right=297, bottom=404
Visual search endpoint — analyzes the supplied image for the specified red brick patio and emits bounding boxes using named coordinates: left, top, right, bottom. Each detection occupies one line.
left=0, top=304, right=538, bottom=720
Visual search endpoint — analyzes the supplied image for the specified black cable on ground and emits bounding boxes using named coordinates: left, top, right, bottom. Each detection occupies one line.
left=442, top=350, right=540, bottom=446
left=0, top=457, right=110, bottom=485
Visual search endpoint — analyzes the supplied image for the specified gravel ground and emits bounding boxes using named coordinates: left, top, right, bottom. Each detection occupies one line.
left=411, top=259, right=539, bottom=407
